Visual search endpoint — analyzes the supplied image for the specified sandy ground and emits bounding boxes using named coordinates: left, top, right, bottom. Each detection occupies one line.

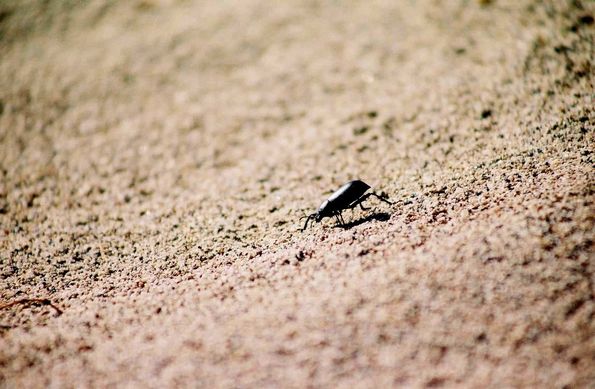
left=0, top=0, right=593, bottom=387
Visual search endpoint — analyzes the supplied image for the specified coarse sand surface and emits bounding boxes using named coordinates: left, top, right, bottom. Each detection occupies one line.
left=0, top=0, right=594, bottom=387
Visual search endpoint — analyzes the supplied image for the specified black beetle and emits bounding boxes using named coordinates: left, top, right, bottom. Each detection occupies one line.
left=301, top=179, right=392, bottom=231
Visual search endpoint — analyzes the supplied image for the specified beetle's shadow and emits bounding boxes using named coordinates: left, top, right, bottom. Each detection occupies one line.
left=334, top=212, right=391, bottom=230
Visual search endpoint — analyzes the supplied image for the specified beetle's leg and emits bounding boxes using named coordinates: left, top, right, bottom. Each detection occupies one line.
left=333, top=211, right=347, bottom=227
left=348, top=192, right=393, bottom=212
left=334, top=214, right=343, bottom=226
left=346, top=194, right=371, bottom=211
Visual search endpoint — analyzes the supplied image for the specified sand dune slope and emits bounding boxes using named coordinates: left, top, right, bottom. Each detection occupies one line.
left=1, top=1, right=593, bottom=387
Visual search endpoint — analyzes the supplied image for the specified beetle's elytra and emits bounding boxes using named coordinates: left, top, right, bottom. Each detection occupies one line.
left=301, top=179, right=392, bottom=231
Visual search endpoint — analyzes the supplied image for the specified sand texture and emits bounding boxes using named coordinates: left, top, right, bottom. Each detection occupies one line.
left=1, top=0, right=594, bottom=387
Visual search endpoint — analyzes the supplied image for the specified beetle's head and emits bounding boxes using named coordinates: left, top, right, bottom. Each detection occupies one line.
left=300, top=212, right=320, bottom=231
left=301, top=200, right=329, bottom=231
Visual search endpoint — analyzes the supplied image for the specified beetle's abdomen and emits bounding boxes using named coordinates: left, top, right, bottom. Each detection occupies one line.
left=327, top=180, right=370, bottom=209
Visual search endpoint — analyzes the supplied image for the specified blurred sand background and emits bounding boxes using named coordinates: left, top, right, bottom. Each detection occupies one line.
left=0, top=0, right=593, bottom=387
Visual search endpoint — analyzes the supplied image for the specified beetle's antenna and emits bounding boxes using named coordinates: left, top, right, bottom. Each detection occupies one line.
left=301, top=214, right=315, bottom=231
left=372, top=191, right=393, bottom=205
